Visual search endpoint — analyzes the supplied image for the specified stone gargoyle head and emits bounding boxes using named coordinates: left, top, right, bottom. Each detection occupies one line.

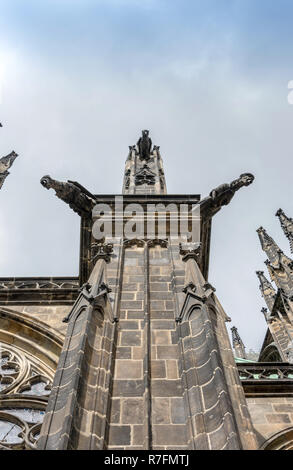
left=40, top=175, right=54, bottom=189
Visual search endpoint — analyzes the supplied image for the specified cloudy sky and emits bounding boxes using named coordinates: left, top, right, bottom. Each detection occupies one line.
left=0, top=0, right=293, bottom=351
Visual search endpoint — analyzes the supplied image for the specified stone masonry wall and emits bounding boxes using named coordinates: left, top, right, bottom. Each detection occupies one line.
left=106, top=243, right=189, bottom=450
left=11, top=305, right=70, bottom=336
left=149, top=244, right=188, bottom=450
left=247, top=397, right=293, bottom=447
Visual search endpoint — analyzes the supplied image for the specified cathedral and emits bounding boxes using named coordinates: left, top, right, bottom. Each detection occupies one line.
left=0, top=128, right=292, bottom=451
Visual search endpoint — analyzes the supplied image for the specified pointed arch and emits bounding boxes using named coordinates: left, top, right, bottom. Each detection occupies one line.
left=260, top=427, right=293, bottom=450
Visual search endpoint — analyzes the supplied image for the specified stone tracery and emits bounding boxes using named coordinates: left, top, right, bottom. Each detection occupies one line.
left=0, top=342, right=53, bottom=449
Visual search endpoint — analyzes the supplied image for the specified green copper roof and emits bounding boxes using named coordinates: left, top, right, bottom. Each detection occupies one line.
left=235, top=357, right=256, bottom=363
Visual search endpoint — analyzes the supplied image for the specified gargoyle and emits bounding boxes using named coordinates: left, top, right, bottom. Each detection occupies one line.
left=0, top=151, right=18, bottom=189
left=200, top=173, right=254, bottom=218
left=137, top=130, right=152, bottom=161
left=40, top=175, right=96, bottom=217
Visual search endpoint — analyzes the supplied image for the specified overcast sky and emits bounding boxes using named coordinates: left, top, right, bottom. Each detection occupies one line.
left=0, top=0, right=293, bottom=351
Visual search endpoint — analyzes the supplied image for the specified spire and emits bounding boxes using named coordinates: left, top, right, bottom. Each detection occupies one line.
left=256, top=270, right=277, bottom=312
left=276, top=209, right=293, bottom=254
left=264, top=259, right=293, bottom=300
left=256, top=226, right=283, bottom=267
left=123, top=130, right=167, bottom=195
left=231, top=326, right=247, bottom=359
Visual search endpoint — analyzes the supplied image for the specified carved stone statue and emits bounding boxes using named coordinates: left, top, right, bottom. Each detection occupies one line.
left=40, top=175, right=96, bottom=217
left=0, top=151, right=18, bottom=189
left=200, top=173, right=254, bottom=218
left=137, top=130, right=152, bottom=161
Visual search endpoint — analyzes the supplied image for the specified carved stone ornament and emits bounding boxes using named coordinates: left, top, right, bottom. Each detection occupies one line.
left=276, top=209, right=293, bottom=254
left=134, top=164, right=156, bottom=186
left=91, top=242, right=114, bottom=264
left=182, top=282, right=197, bottom=294
left=147, top=239, right=168, bottom=248
left=124, top=169, right=131, bottom=189
left=63, top=281, right=113, bottom=323
left=203, top=282, right=216, bottom=293
left=179, top=243, right=201, bottom=262
left=125, top=178, right=130, bottom=190
left=123, top=239, right=145, bottom=248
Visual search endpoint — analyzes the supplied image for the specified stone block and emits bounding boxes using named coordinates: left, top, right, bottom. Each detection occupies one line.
left=151, top=360, right=166, bottom=378
left=166, top=360, right=179, bottom=379
left=108, top=425, right=131, bottom=446
left=116, top=347, right=132, bottom=359
left=266, top=413, right=291, bottom=424
left=153, top=425, right=187, bottom=445
left=115, top=360, right=142, bottom=379
left=119, top=320, right=140, bottom=330
left=171, top=398, right=186, bottom=424
left=112, top=380, right=145, bottom=397
left=132, top=425, right=144, bottom=446
left=157, top=345, right=178, bottom=359
left=122, top=398, right=144, bottom=424
left=150, top=283, right=169, bottom=291
left=120, top=330, right=142, bottom=347
left=151, top=320, right=175, bottom=330
left=110, top=399, right=121, bottom=424
left=151, top=311, right=175, bottom=320
left=273, top=404, right=293, bottom=413
left=152, top=398, right=170, bottom=424
left=152, top=330, right=171, bottom=345
left=152, top=379, right=182, bottom=397
left=151, top=292, right=173, bottom=301
left=127, top=311, right=145, bottom=319
left=120, top=301, right=143, bottom=311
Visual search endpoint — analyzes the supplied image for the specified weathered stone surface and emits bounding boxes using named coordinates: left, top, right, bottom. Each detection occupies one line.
left=108, top=426, right=131, bottom=446
left=122, top=398, right=144, bottom=424
left=115, top=360, right=142, bottom=379
left=5, top=134, right=264, bottom=452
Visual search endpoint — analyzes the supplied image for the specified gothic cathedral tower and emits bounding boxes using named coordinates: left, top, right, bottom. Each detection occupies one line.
left=37, top=131, right=257, bottom=450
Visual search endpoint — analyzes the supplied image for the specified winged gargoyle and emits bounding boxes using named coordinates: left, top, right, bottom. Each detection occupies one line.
left=40, top=175, right=96, bottom=217
left=199, top=173, right=255, bottom=218
left=0, top=151, right=18, bottom=190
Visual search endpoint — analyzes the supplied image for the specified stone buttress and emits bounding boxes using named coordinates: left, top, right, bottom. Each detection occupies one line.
left=38, top=131, right=257, bottom=450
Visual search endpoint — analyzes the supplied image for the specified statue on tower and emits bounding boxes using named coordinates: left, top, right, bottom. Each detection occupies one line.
left=137, top=129, right=152, bottom=161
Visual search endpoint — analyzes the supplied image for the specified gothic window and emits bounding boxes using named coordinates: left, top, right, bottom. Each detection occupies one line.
left=0, top=342, right=53, bottom=450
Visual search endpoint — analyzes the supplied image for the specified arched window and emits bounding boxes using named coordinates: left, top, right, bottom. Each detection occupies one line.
left=0, top=342, right=53, bottom=449
left=0, top=308, right=63, bottom=449
left=261, top=427, right=293, bottom=450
